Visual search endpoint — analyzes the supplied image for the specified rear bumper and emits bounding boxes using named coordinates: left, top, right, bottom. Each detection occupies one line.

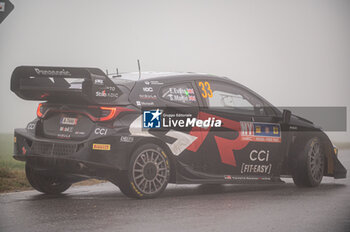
left=13, top=128, right=134, bottom=174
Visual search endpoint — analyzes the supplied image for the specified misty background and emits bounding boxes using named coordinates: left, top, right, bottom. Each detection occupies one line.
left=0, top=0, right=349, bottom=142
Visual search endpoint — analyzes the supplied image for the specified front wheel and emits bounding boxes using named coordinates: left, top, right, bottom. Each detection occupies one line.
left=116, top=144, right=170, bottom=199
left=25, top=163, right=71, bottom=194
left=292, top=137, right=325, bottom=187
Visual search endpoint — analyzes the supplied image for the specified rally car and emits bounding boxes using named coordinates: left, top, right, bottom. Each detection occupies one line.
left=11, top=66, right=347, bottom=198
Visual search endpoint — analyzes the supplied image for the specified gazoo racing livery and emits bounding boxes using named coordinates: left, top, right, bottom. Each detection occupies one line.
left=11, top=66, right=347, bottom=198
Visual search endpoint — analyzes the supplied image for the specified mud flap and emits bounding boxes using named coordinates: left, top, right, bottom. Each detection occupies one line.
left=332, top=155, right=347, bottom=179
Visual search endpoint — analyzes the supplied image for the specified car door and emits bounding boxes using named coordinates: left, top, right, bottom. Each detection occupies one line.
left=193, top=80, right=284, bottom=178
left=157, top=81, right=205, bottom=172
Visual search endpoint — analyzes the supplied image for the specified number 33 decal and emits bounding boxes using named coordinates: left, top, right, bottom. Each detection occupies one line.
left=198, top=81, right=213, bottom=98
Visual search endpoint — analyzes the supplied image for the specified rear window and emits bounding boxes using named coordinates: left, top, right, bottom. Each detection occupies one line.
left=160, top=83, right=197, bottom=106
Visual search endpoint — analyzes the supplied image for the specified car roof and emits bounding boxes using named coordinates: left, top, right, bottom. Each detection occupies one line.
left=110, top=72, right=231, bottom=83
left=111, top=71, right=276, bottom=110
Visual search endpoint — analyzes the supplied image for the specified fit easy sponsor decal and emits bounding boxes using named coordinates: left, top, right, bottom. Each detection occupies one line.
left=92, top=144, right=111, bottom=151
left=241, top=163, right=272, bottom=174
left=240, top=150, right=272, bottom=174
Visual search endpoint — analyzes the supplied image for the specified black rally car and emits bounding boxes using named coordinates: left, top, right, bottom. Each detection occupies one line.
left=11, top=66, right=346, bottom=198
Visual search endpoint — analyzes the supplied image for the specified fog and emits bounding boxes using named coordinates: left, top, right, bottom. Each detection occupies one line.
left=0, top=0, right=349, bottom=142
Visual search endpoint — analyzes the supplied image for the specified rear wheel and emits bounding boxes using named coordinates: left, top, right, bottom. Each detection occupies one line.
left=292, top=137, right=325, bottom=187
left=116, top=144, right=170, bottom=199
left=25, top=163, right=71, bottom=194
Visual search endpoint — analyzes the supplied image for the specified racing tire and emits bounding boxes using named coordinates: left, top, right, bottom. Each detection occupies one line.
left=292, top=137, right=325, bottom=187
left=25, top=163, right=71, bottom=194
left=117, top=144, right=170, bottom=199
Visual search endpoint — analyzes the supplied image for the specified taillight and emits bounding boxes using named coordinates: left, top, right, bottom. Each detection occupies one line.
left=99, top=107, right=117, bottom=121
left=37, top=103, right=133, bottom=121
left=37, top=103, right=44, bottom=118
left=99, top=107, right=134, bottom=121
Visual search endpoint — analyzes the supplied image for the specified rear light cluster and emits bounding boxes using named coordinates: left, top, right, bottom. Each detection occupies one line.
left=37, top=103, right=44, bottom=118
left=36, top=103, right=134, bottom=122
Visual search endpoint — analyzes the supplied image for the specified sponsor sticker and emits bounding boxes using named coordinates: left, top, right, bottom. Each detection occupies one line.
left=57, top=134, right=71, bottom=139
left=145, top=80, right=163, bottom=85
left=94, top=128, right=108, bottom=135
left=249, top=150, right=270, bottom=162
left=34, top=68, right=71, bottom=76
left=139, top=94, right=157, bottom=100
left=143, top=87, right=153, bottom=92
left=60, top=117, right=78, bottom=125
left=120, top=136, right=134, bottom=143
left=94, top=79, right=104, bottom=85
left=255, top=126, right=261, bottom=133
left=27, top=123, right=35, bottom=130
left=240, top=163, right=272, bottom=174
left=95, top=90, right=118, bottom=98
left=136, top=101, right=155, bottom=106
left=59, top=126, right=73, bottom=132
left=92, top=144, right=111, bottom=151
left=240, top=121, right=281, bottom=143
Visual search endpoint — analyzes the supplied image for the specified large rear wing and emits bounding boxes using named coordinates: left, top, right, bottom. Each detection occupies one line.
left=11, top=66, right=122, bottom=105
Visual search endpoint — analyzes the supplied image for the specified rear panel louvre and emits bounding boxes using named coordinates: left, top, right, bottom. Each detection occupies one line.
left=31, top=141, right=77, bottom=156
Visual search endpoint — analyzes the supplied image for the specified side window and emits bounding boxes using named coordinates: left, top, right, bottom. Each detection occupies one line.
left=160, top=83, right=198, bottom=106
left=196, top=80, right=267, bottom=116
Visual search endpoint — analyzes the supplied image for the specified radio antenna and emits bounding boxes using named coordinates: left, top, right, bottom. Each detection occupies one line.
left=137, top=59, right=141, bottom=80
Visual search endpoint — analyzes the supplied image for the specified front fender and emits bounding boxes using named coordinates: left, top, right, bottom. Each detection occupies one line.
left=287, top=129, right=346, bottom=179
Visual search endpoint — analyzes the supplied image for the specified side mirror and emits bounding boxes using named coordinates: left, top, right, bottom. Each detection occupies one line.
left=282, top=109, right=291, bottom=124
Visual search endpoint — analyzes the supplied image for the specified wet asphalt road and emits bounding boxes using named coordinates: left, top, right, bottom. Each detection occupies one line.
left=1, top=150, right=349, bottom=232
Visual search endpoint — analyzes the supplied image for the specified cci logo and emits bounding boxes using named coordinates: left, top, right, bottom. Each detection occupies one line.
left=143, top=109, right=162, bottom=128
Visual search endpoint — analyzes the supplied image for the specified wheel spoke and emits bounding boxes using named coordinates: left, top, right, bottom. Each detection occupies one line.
left=132, top=148, right=169, bottom=194
left=135, top=174, right=144, bottom=180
